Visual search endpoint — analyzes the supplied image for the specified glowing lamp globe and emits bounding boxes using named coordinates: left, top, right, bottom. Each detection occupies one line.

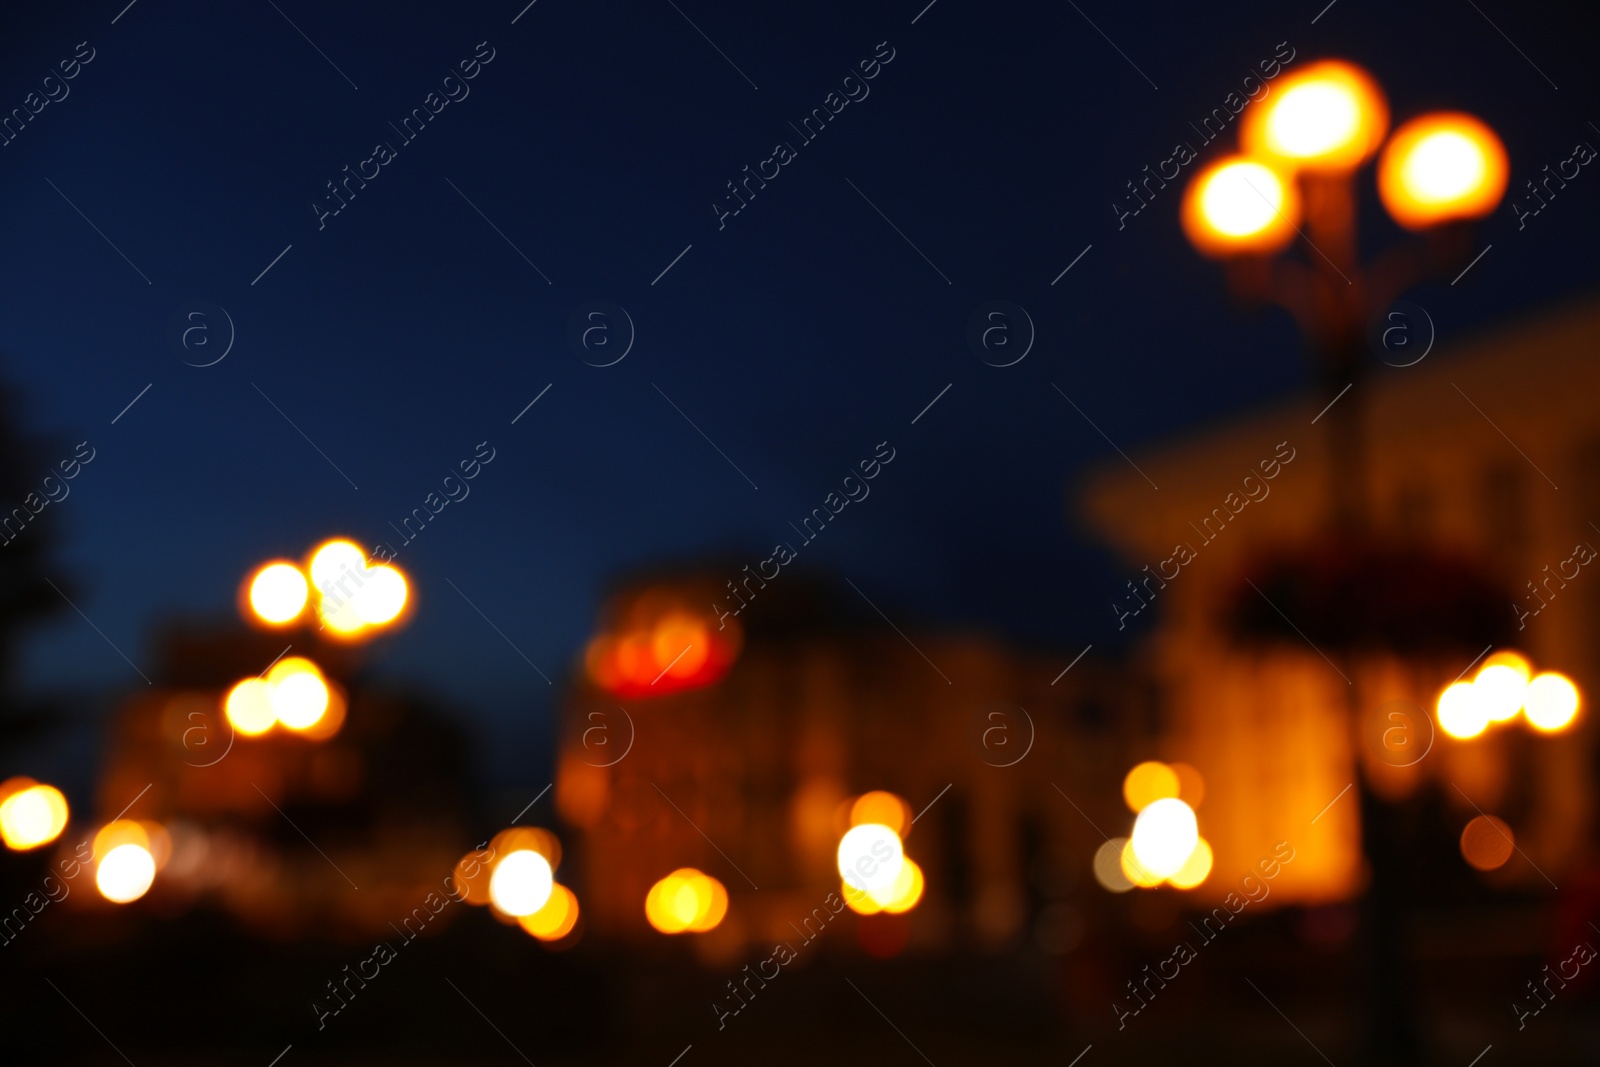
left=488, top=850, right=554, bottom=917
left=245, top=562, right=309, bottom=625
left=0, top=781, right=69, bottom=851
left=1129, top=797, right=1198, bottom=879
left=1241, top=60, right=1388, bottom=172
left=1437, top=681, right=1489, bottom=740
left=97, top=842, right=156, bottom=903
left=1523, top=672, right=1579, bottom=733
left=1181, top=157, right=1300, bottom=258
left=1378, top=112, right=1507, bottom=230
left=1474, top=663, right=1529, bottom=723
left=836, top=823, right=904, bottom=894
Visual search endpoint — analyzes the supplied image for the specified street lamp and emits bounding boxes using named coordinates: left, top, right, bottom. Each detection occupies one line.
left=1180, top=62, right=1508, bottom=497
left=1181, top=60, right=1509, bottom=1063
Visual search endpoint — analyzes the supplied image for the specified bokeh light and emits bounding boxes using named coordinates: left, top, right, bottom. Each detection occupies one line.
left=0, top=780, right=69, bottom=851
left=308, top=539, right=367, bottom=592
left=1523, top=672, right=1580, bottom=733
left=266, top=658, right=331, bottom=730
left=1437, top=681, right=1489, bottom=740
left=1242, top=60, right=1388, bottom=170
left=1166, top=837, right=1213, bottom=890
left=1378, top=112, right=1508, bottom=229
left=1122, top=761, right=1180, bottom=813
left=96, top=842, right=156, bottom=903
left=1130, top=797, right=1199, bottom=879
left=518, top=883, right=580, bottom=941
left=488, top=849, right=554, bottom=916
left=246, top=561, right=309, bottom=625
left=837, top=823, right=905, bottom=894
left=1093, top=837, right=1135, bottom=893
left=350, top=565, right=408, bottom=625
left=645, top=869, right=728, bottom=933
left=1182, top=158, right=1300, bottom=258
left=1169, top=762, right=1205, bottom=809
left=224, top=678, right=277, bottom=736
left=1474, top=663, right=1528, bottom=723
left=1459, top=814, right=1515, bottom=871
left=850, top=791, right=912, bottom=837
left=1119, top=838, right=1165, bottom=888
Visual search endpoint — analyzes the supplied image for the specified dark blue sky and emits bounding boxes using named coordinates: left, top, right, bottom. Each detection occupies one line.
left=2, top=0, right=1595, bottom=784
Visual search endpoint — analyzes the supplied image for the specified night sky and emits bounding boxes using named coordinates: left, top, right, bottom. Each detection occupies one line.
left=2, top=0, right=1595, bottom=785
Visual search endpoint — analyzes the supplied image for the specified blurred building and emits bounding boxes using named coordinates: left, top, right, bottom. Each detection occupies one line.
left=85, top=620, right=478, bottom=942
left=1082, top=295, right=1600, bottom=906
left=554, top=570, right=1156, bottom=963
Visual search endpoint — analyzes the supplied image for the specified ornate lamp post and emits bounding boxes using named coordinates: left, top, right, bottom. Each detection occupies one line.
left=1178, top=60, right=1511, bottom=1065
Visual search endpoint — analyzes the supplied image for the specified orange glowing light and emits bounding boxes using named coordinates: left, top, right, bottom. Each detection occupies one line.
left=224, top=678, right=277, bottom=736
left=1167, top=837, right=1213, bottom=890
left=0, top=780, right=69, bottom=851
left=1459, top=814, right=1514, bottom=871
left=1378, top=112, right=1507, bottom=229
left=518, top=883, right=579, bottom=941
left=1169, top=762, right=1205, bottom=809
left=1122, top=761, right=1181, bottom=813
left=245, top=561, right=309, bottom=626
left=849, top=791, right=912, bottom=837
left=1523, top=672, right=1580, bottom=733
left=93, top=819, right=150, bottom=856
left=1241, top=60, right=1388, bottom=171
left=489, top=826, right=563, bottom=871
left=645, top=869, right=727, bottom=934
left=586, top=596, right=742, bottom=698
left=1181, top=157, right=1300, bottom=258
left=451, top=846, right=498, bottom=905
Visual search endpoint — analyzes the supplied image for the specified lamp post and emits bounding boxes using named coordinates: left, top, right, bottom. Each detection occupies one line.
left=1181, top=59, right=1508, bottom=528
left=1179, top=60, right=1509, bottom=1065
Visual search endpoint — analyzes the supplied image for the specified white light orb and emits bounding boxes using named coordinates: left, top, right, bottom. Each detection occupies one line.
left=1129, top=798, right=1199, bottom=879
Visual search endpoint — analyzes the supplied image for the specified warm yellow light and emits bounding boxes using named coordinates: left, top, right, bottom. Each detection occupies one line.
left=1122, top=761, right=1180, bottom=813
left=0, top=782, right=69, bottom=851
left=1524, top=672, right=1580, bottom=733
left=247, top=562, right=309, bottom=625
left=849, top=791, right=911, bottom=836
left=1181, top=157, right=1300, bottom=257
left=842, top=880, right=885, bottom=914
left=1167, top=837, right=1213, bottom=890
left=1130, top=797, right=1199, bottom=879
left=1242, top=60, right=1388, bottom=171
left=519, top=884, right=579, bottom=941
left=837, top=823, right=904, bottom=894
left=1168, top=762, right=1205, bottom=809
left=686, top=874, right=729, bottom=932
left=645, top=868, right=726, bottom=933
left=224, top=678, right=277, bottom=736
left=488, top=850, right=554, bottom=916
left=266, top=657, right=330, bottom=730
left=96, top=842, right=156, bottom=903
left=877, top=858, right=925, bottom=914
left=1437, top=681, right=1489, bottom=740
left=1379, top=112, right=1508, bottom=229
left=1093, top=837, right=1135, bottom=893
left=351, top=565, right=408, bottom=625
left=1119, top=838, right=1164, bottom=888
left=93, top=819, right=150, bottom=856
left=1475, top=663, right=1529, bottom=723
